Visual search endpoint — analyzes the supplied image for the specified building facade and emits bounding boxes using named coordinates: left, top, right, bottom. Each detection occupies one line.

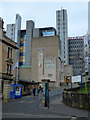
left=6, top=14, right=21, bottom=44
left=6, top=24, right=15, bottom=41
left=31, top=35, right=64, bottom=87
left=56, top=9, right=68, bottom=65
left=25, top=20, right=35, bottom=66
left=0, top=18, right=18, bottom=101
left=84, top=34, right=88, bottom=81
left=64, top=65, right=73, bottom=83
left=84, top=34, right=88, bottom=73
left=68, top=36, right=84, bottom=76
left=33, top=27, right=56, bottom=37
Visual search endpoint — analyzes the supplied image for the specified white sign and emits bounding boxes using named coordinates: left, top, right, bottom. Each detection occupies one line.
left=72, top=75, right=81, bottom=83
left=15, top=86, right=21, bottom=96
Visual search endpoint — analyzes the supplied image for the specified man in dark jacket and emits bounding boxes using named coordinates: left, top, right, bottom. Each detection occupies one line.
left=33, top=86, right=36, bottom=96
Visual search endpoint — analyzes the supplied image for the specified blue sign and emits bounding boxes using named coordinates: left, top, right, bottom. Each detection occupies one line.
left=10, top=84, right=22, bottom=99
left=15, top=84, right=22, bottom=98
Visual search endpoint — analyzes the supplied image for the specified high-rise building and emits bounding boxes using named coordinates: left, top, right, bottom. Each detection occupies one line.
left=15, top=14, right=21, bottom=45
left=6, top=24, right=15, bottom=41
left=56, top=8, right=68, bottom=65
left=25, top=20, right=35, bottom=66
left=68, top=36, right=84, bottom=76
left=19, top=20, right=35, bottom=67
left=6, top=14, right=21, bottom=44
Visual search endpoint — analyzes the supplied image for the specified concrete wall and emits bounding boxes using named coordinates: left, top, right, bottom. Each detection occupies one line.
left=64, top=65, right=73, bottom=76
left=63, top=90, right=90, bottom=110
left=32, top=36, right=63, bottom=87
left=19, top=67, right=31, bottom=81
left=25, top=20, right=35, bottom=66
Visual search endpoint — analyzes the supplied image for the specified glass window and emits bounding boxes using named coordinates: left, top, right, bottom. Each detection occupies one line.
left=9, top=65, right=12, bottom=74
left=48, top=74, right=52, bottom=78
left=43, top=31, right=55, bottom=37
left=6, top=64, right=12, bottom=74
left=7, top=47, right=12, bottom=59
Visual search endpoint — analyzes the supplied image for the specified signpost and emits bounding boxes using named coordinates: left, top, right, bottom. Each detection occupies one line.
left=81, top=75, right=82, bottom=92
left=45, top=82, right=49, bottom=108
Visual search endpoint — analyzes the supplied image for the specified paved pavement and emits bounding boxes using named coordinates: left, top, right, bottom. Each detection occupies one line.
left=39, top=95, right=89, bottom=119
left=1, top=86, right=90, bottom=120
left=1, top=94, right=89, bottom=120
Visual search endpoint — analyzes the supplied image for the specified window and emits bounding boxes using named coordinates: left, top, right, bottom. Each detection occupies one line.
left=58, top=27, right=60, bottom=30
left=6, top=64, right=12, bottom=74
left=48, top=74, right=52, bottom=78
left=7, top=47, right=12, bottom=59
left=9, top=65, right=12, bottom=74
left=42, top=31, right=55, bottom=37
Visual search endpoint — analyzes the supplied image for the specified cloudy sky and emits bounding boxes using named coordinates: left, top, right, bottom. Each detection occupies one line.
left=0, top=1, right=88, bottom=37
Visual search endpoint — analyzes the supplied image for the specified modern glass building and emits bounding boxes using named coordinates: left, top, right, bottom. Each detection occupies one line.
left=68, top=36, right=84, bottom=76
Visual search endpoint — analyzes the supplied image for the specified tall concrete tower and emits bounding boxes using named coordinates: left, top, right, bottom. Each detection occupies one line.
left=25, top=20, right=35, bottom=66
left=56, top=8, right=68, bottom=65
left=6, top=24, right=15, bottom=41
left=15, top=14, right=21, bottom=46
left=6, top=14, right=21, bottom=44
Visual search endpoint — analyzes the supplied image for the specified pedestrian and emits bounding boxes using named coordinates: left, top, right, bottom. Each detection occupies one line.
left=33, top=86, right=36, bottom=97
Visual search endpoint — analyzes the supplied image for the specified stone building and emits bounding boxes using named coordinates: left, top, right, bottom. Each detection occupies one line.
left=31, top=36, right=64, bottom=88
left=0, top=18, right=18, bottom=101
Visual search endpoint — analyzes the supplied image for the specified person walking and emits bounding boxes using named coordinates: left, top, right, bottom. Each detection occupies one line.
left=33, top=86, right=36, bottom=97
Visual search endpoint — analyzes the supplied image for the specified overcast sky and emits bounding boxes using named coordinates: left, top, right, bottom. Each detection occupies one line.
left=0, top=2, right=88, bottom=37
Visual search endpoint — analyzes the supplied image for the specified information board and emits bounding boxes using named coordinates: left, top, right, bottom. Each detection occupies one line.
left=72, top=75, right=81, bottom=83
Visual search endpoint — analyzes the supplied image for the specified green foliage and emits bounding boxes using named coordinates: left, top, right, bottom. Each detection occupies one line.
left=77, top=85, right=90, bottom=93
